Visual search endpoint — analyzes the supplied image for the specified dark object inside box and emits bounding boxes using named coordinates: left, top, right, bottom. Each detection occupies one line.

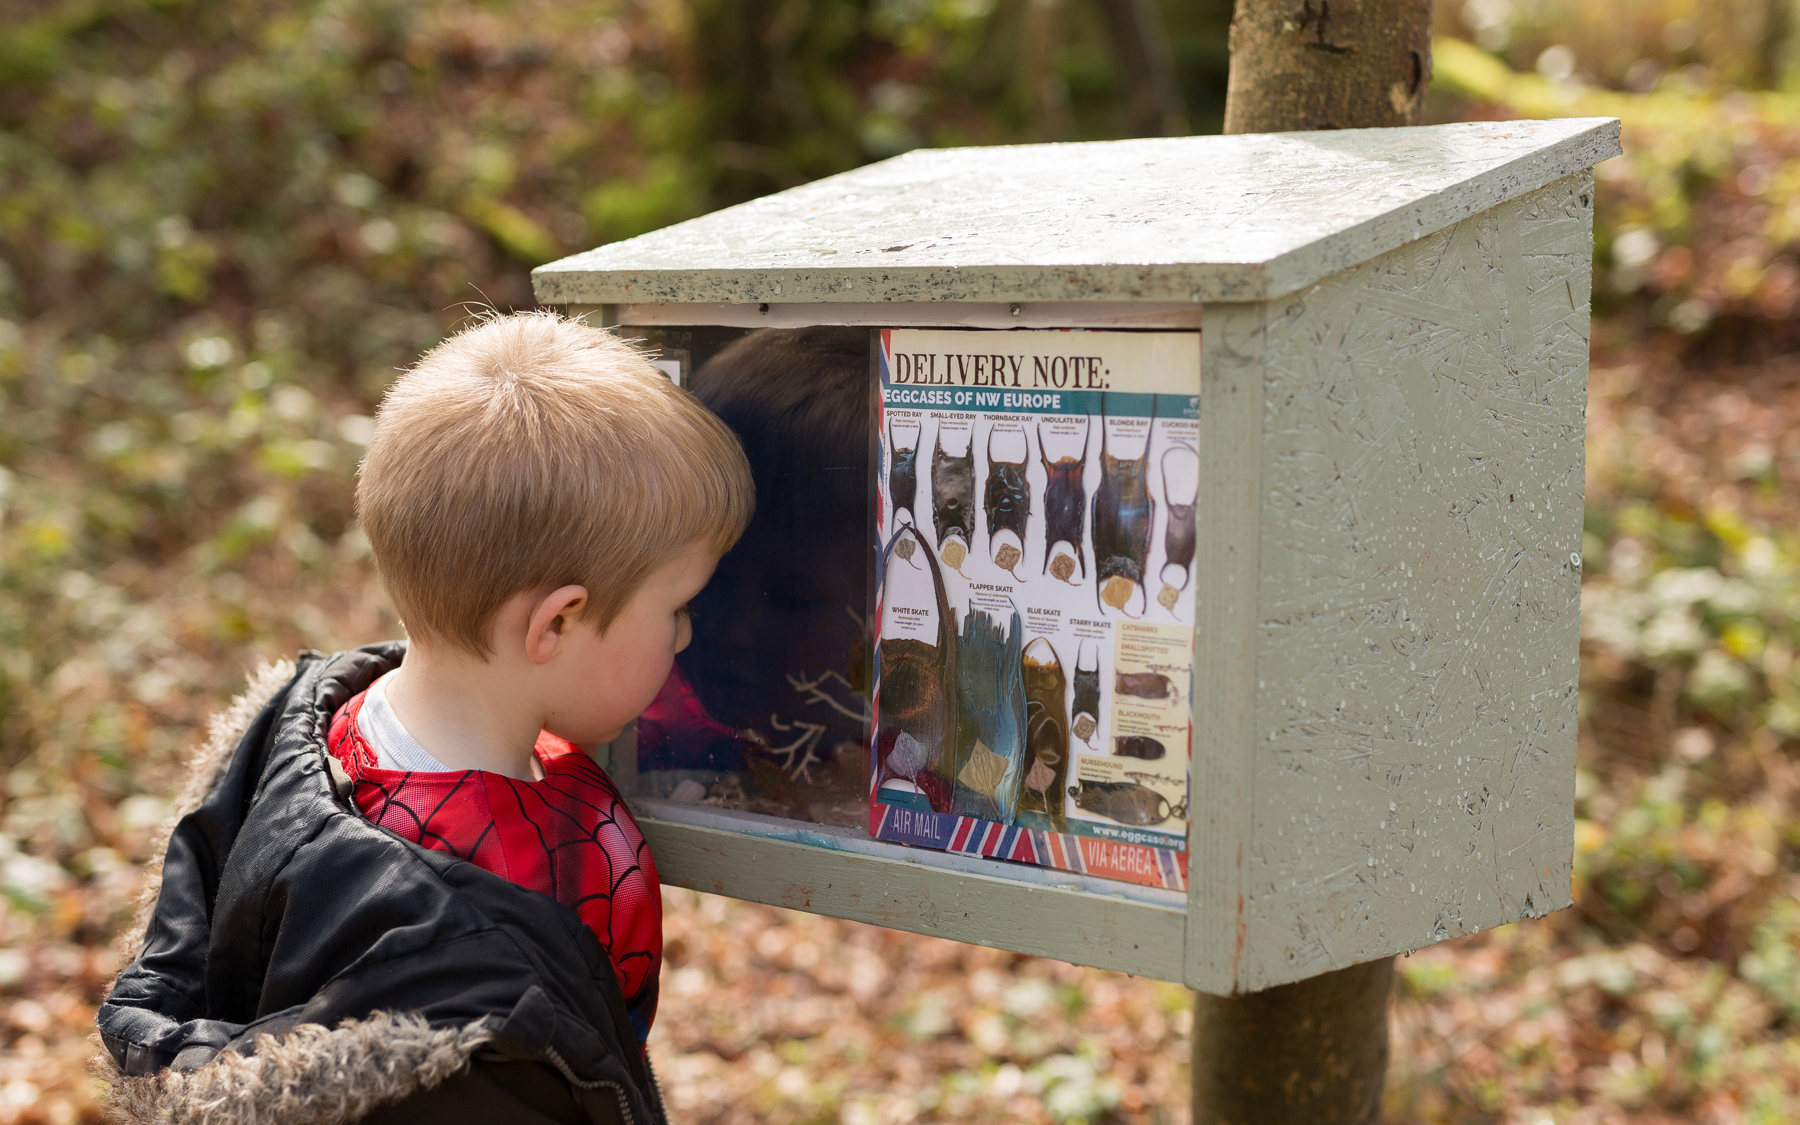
left=635, top=326, right=873, bottom=826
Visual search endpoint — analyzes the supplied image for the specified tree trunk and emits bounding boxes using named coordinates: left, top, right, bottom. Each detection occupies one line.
left=1192, top=958, right=1395, bottom=1125
left=1194, top=8, right=1432, bottom=1123
left=1223, top=0, right=1434, bottom=133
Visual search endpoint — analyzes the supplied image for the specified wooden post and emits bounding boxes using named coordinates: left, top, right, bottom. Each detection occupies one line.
left=1192, top=959, right=1395, bottom=1125
left=1195, top=3, right=1436, bottom=1120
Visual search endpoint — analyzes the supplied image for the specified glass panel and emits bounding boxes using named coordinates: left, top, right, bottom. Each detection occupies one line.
left=632, top=327, right=874, bottom=828
left=624, top=324, right=1199, bottom=894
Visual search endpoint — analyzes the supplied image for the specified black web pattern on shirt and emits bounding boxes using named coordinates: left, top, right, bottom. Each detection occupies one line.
left=492, top=756, right=658, bottom=984
left=353, top=771, right=498, bottom=862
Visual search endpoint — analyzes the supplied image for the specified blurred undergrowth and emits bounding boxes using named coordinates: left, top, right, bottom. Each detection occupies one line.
left=5, top=0, right=1800, bottom=1120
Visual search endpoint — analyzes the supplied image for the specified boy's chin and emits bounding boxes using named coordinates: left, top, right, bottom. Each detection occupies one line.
left=557, top=723, right=626, bottom=748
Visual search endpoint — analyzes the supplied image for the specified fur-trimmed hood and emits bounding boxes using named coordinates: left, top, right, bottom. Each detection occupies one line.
left=97, top=646, right=665, bottom=1125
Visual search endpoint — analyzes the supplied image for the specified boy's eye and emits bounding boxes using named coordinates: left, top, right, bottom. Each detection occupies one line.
left=676, top=602, right=695, bottom=620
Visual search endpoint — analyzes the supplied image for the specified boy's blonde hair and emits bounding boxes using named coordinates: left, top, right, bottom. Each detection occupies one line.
left=358, top=311, right=754, bottom=658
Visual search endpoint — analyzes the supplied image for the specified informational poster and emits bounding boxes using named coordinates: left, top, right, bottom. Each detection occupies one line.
left=870, top=329, right=1200, bottom=890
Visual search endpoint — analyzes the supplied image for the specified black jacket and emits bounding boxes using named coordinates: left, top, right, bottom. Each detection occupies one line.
left=97, top=645, right=668, bottom=1125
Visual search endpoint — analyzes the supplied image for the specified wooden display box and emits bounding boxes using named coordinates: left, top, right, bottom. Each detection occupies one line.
left=533, top=117, right=1622, bottom=995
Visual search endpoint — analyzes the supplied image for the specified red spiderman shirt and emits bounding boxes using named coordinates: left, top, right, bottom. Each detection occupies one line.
left=327, top=690, right=662, bottom=1043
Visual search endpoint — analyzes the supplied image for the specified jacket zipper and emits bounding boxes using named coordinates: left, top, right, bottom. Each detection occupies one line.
left=645, top=1051, right=668, bottom=1119
left=541, top=1043, right=638, bottom=1125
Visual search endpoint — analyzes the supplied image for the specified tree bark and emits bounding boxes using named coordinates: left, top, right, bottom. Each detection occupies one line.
left=1222, top=0, right=1434, bottom=133
left=1192, top=957, right=1395, bottom=1125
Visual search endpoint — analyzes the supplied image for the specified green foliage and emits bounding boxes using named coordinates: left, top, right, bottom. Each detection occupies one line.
left=583, top=159, right=706, bottom=245
left=1438, top=0, right=1800, bottom=94
left=0, top=0, right=1225, bottom=789
left=1432, top=35, right=1800, bottom=345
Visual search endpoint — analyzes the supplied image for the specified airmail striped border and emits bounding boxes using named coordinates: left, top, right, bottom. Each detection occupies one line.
left=872, top=802, right=1186, bottom=891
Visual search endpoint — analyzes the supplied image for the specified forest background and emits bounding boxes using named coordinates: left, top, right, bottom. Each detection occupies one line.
left=4, top=0, right=1800, bottom=1121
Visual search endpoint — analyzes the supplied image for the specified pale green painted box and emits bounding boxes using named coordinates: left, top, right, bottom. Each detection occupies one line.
left=533, top=117, right=1622, bottom=995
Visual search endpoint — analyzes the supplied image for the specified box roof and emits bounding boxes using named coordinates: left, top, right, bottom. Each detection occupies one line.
left=533, top=117, right=1620, bottom=307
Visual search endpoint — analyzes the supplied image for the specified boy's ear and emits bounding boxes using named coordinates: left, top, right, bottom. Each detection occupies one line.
left=524, top=585, right=590, bottom=665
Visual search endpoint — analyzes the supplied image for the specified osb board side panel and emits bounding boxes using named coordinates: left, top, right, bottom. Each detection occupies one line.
left=1186, top=302, right=1266, bottom=994
left=1242, top=172, right=1594, bottom=991
left=641, top=819, right=1188, bottom=982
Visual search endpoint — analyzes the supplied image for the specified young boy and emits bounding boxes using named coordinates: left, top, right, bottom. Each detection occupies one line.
left=96, top=312, right=755, bottom=1125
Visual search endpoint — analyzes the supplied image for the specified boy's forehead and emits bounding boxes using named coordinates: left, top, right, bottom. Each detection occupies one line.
left=635, top=539, right=724, bottom=589
left=669, top=539, right=726, bottom=579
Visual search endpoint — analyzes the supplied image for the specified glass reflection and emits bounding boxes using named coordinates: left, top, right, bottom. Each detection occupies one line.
left=634, top=327, right=872, bottom=826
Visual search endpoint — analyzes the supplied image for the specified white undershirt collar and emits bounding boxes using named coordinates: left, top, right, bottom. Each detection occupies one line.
left=362, top=672, right=456, bottom=773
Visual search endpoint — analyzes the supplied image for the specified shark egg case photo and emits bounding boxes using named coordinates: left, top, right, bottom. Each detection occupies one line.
left=870, top=329, right=1200, bottom=890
